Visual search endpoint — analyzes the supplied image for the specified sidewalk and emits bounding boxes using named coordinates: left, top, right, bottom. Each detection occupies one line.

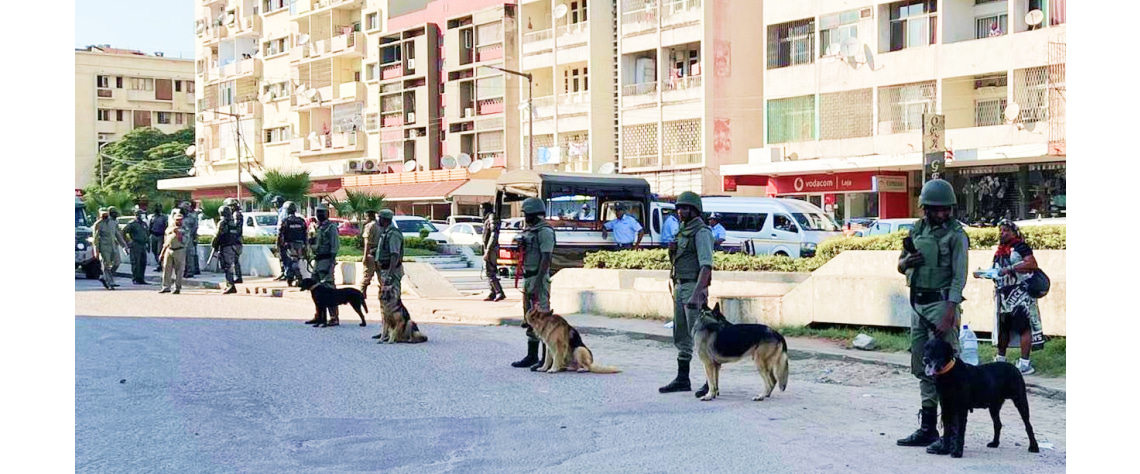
left=112, top=266, right=277, bottom=290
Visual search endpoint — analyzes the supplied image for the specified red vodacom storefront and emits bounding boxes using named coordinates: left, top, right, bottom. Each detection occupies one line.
left=724, top=171, right=910, bottom=223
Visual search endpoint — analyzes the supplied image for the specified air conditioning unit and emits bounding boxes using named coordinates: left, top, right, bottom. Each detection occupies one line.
left=747, top=146, right=784, bottom=164
left=98, top=133, right=112, bottom=142
left=464, top=107, right=474, bottom=118
left=407, top=58, right=415, bottom=70
left=406, top=111, right=416, bottom=123
left=361, top=159, right=379, bottom=173
left=345, top=159, right=364, bottom=173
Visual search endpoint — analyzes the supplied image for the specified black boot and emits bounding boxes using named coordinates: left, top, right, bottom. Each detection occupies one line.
left=529, top=344, right=547, bottom=371
left=483, top=292, right=497, bottom=301
left=694, top=383, right=710, bottom=398
left=898, top=406, right=940, bottom=447
left=659, top=359, right=692, bottom=393
left=511, top=340, right=540, bottom=368
left=926, top=433, right=953, bottom=455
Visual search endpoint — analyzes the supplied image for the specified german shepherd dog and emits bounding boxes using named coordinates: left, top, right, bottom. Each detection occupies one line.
left=923, top=338, right=1039, bottom=458
left=371, top=285, right=427, bottom=343
left=297, top=277, right=368, bottom=328
left=524, top=308, right=620, bottom=374
left=694, top=303, right=789, bottom=401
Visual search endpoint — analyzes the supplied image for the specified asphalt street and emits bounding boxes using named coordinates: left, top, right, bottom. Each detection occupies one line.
left=75, top=279, right=1066, bottom=473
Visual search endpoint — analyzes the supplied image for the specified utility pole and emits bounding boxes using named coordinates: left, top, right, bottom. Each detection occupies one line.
left=483, top=65, right=533, bottom=170
left=213, top=109, right=245, bottom=201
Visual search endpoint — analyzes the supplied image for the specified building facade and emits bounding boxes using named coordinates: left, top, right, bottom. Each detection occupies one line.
left=721, top=0, right=1067, bottom=225
left=75, top=46, right=196, bottom=189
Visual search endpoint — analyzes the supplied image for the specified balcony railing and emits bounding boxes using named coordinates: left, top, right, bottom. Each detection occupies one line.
left=341, top=168, right=471, bottom=187
left=622, top=155, right=660, bottom=168
left=560, top=90, right=590, bottom=115
left=622, top=82, right=658, bottom=96
left=557, top=21, right=589, bottom=46
left=621, top=0, right=658, bottom=35
left=476, top=43, right=504, bottom=62
left=663, top=74, right=702, bottom=92
left=663, top=151, right=702, bottom=166
left=295, top=130, right=365, bottom=156
left=661, top=0, right=701, bottom=25
left=523, top=29, right=553, bottom=44
left=381, top=63, right=403, bottom=80
left=97, top=88, right=113, bottom=98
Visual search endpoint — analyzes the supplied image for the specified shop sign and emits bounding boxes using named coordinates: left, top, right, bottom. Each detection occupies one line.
left=310, top=179, right=342, bottom=194
left=723, top=176, right=737, bottom=192
left=923, top=114, right=946, bottom=182
left=770, top=172, right=876, bottom=194
left=959, top=165, right=1021, bottom=175
left=873, top=175, right=908, bottom=193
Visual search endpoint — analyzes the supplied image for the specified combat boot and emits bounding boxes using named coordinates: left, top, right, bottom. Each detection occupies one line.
left=898, top=406, right=940, bottom=447
left=926, top=433, right=953, bottom=455
left=529, top=344, right=548, bottom=371
left=511, top=340, right=540, bottom=368
left=659, top=359, right=692, bottom=393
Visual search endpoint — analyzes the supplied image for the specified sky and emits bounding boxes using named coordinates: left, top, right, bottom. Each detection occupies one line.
left=75, top=0, right=195, bottom=59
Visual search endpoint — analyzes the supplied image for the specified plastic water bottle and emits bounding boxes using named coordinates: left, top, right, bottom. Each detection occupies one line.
left=959, top=325, right=979, bottom=366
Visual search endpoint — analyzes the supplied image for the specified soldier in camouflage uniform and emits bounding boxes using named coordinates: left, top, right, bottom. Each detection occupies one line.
left=482, top=202, right=506, bottom=301
left=510, top=197, right=556, bottom=370
left=214, top=205, right=242, bottom=294
left=312, top=204, right=340, bottom=289
left=659, top=191, right=715, bottom=396
left=896, top=178, right=970, bottom=456
left=224, top=198, right=245, bottom=283
left=180, top=201, right=200, bottom=278
left=123, top=206, right=151, bottom=284
left=359, top=210, right=381, bottom=298
left=93, top=207, right=127, bottom=290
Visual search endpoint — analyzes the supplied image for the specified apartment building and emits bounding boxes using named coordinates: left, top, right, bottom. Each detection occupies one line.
left=75, top=45, right=196, bottom=189
left=722, top=0, right=1067, bottom=225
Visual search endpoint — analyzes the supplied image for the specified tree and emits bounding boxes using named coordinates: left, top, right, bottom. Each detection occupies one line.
left=327, top=189, right=386, bottom=248
left=82, top=189, right=137, bottom=220
left=246, top=168, right=312, bottom=210
left=90, top=127, right=194, bottom=204
left=199, top=198, right=226, bottom=222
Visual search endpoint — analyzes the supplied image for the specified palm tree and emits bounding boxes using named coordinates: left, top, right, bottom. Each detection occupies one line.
left=82, top=189, right=136, bottom=219
left=327, top=189, right=386, bottom=247
left=199, top=198, right=226, bottom=222
left=247, top=168, right=311, bottom=210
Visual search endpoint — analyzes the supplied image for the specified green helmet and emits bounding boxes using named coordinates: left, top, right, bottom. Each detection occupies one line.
left=675, top=191, right=703, bottom=214
left=107, top=206, right=120, bottom=218
left=521, top=197, right=545, bottom=215
left=284, top=201, right=297, bottom=214
left=919, top=179, right=957, bottom=207
left=378, top=209, right=394, bottom=220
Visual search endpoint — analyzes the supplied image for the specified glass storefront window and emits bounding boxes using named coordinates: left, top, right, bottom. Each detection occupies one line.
left=945, top=162, right=1065, bottom=225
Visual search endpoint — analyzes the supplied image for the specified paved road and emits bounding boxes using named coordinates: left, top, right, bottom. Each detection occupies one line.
left=75, top=280, right=1066, bottom=473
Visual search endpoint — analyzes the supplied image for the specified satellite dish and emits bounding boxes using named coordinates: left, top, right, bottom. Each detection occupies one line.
left=1004, top=102, right=1021, bottom=123
left=195, top=22, right=205, bottom=34
left=457, top=153, right=472, bottom=167
left=184, top=145, right=197, bottom=156
left=403, top=160, right=418, bottom=172
left=468, top=159, right=484, bottom=173
left=1025, top=9, right=1045, bottom=27
left=298, top=34, right=311, bottom=45
left=441, top=155, right=458, bottom=169
left=598, top=162, right=616, bottom=174
left=306, top=88, right=321, bottom=101
left=187, top=167, right=197, bottom=176
left=554, top=4, right=569, bottom=19
left=481, top=157, right=495, bottom=169
left=840, top=37, right=861, bottom=58
left=308, top=131, right=319, bottom=140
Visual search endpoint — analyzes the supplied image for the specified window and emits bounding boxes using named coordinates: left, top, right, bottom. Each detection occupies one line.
left=793, top=213, right=839, bottom=231
left=116, top=76, right=123, bottom=88
left=366, top=12, right=379, bottom=30
left=819, top=9, right=861, bottom=57
left=262, top=81, right=290, bottom=99
left=888, top=0, right=937, bottom=52
left=187, top=81, right=195, bottom=93
left=116, top=110, right=124, bottom=121
left=975, top=14, right=1006, bottom=38
left=570, top=0, right=587, bottom=24
left=175, top=80, right=183, bottom=92
left=264, top=126, right=292, bottom=143
left=878, top=81, right=936, bottom=133
left=476, top=22, right=502, bottom=45
left=97, top=109, right=111, bottom=121
left=712, top=212, right=767, bottom=232
left=767, top=95, right=816, bottom=143
left=263, top=37, right=289, bottom=56
left=767, top=19, right=815, bottom=69
left=96, top=76, right=110, bottom=88
left=365, top=63, right=378, bottom=81
left=975, top=98, right=1007, bottom=127
left=263, top=0, right=287, bottom=14
left=130, top=77, right=154, bottom=91
left=175, top=113, right=184, bottom=125
left=773, top=214, right=798, bottom=233
left=157, top=112, right=172, bottom=124
left=563, top=67, right=588, bottom=93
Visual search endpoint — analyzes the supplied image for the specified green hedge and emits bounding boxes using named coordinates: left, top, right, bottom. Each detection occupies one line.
left=583, top=225, right=1066, bottom=273
left=196, top=234, right=439, bottom=251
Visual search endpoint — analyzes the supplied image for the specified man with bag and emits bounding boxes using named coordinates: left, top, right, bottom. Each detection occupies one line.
left=659, top=191, right=714, bottom=396
left=896, top=178, right=970, bottom=456
left=973, top=219, right=1044, bottom=375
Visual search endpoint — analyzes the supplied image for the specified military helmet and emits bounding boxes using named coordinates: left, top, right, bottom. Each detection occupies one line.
left=219, top=205, right=232, bottom=218
left=98, top=207, right=109, bottom=215
left=919, top=179, right=957, bottom=207
left=521, top=197, right=545, bottom=215
left=222, top=197, right=238, bottom=207
left=180, top=201, right=192, bottom=209
left=378, top=209, right=394, bottom=220
left=273, top=195, right=285, bottom=205
left=675, top=191, right=703, bottom=214
left=284, top=201, right=297, bottom=214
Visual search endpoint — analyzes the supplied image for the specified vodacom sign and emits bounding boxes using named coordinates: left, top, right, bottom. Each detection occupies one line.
left=771, top=172, right=893, bottom=194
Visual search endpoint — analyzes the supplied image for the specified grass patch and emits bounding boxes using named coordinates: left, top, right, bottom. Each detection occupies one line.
left=776, top=325, right=1066, bottom=377
left=335, top=247, right=438, bottom=262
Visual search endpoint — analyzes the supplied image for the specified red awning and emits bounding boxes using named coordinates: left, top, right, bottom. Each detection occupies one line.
left=330, top=180, right=468, bottom=202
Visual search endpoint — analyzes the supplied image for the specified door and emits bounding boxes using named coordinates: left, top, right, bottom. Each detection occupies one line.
left=752, top=214, right=773, bottom=255
left=768, top=213, right=801, bottom=257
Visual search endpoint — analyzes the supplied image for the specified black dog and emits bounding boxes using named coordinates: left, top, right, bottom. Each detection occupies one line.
left=297, top=278, right=368, bottom=328
left=923, top=338, right=1039, bottom=458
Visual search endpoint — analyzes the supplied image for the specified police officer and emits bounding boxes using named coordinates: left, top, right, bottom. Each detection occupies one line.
left=482, top=202, right=506, bottom=302
left=224, top=198, right=245, bottom=283
left=179, top=201, right=200, bottom=278
left=311, top=204, right=340, bottom=290
left=277, top=201, right=309, bottom=287
left=123, top=206, right=151, bottom=284
left=214, top=205, right=242, bottom=294
left=660, top=191, right=715, bottom=395
left=93, top=207, right=127, bottom=290
left=158, top=210, right=186, bottom=294
left=149, top=203, right=167, bottom=272
left=708, top=213, right=727, bottom=251
left=510, top=197, right=556, bottom=370
left=358, top=209, right=380, bottom=298
left=602, top=202, right=644, bottom=250
left=896, top=179, right=969, bottom=455
left=660, top=208, right=680, bottom=245
left=369, top=209, right=405, bottom=337
left=273, top=196, right=290, bottom=281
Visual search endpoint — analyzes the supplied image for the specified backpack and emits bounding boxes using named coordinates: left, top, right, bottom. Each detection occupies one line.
left=1026, top=269, right=1051, bottom=299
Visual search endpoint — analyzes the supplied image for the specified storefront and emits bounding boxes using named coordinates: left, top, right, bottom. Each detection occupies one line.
left=723, top=171, right=911, bottom=224
left=943, top=161, right=1066, bottom=225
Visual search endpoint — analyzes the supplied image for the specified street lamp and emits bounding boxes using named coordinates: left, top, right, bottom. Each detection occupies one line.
left=482, top=65, right=533, bottom=170
left=212, top=109, right=246, bottom=201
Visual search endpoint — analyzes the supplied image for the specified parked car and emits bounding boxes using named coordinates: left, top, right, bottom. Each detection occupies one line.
left=116, top=216, right=135, bottom=231
left=196, top=216, right=218, bottom=238
left=75, top=196, right=100, bottom=279
left=303, top=217, right=362, bottom=236
left=393, top=216, right=448, bottom=245
left=441, top=222, right=485, bottom=246
left=241, top=212, right=280, bottom=237
left=700, top=197, right=843, bottom=258
left=860, top=218, right=918, bottom=237
left=447, top=215, right=483, bottom=225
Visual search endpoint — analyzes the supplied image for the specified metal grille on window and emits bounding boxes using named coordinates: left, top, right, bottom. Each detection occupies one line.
left=477, top=131, right=505, bottom=152
left=820, top=89, right=872, bottom=139
left=663, top=119, right=701, bottom=166
left=974, top=14, right=1006, bottom=39
left=1014, top=67, right=1049, bottom=123
left=767, top=95, right=816, bottom=143
left=365, top=113, right=379, bottom=131
left=975, top=99, right=1007, bottom=127
left=877, top=81, right=936, bottom=134
left=767, top=18, right=815, bottom=69
left=622, top=124, right=658, bottom=168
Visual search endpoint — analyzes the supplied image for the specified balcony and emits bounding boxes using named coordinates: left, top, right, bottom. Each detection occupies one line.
left=622, top=154, right=660, bottom=169
left=622, top=0, right=658, bottom=36
left=621, top=82, right=658, bottom=108
left=341, top=169, right=471, bottom=187
left=476, top=43, right=505, bottom=62
left=292, top=0, right=364, bottom=19
left=216, top=57, right=261, bottom=81
left=201, top=25, right=228, bottom=45
left=556, top=21, right=589, bottom=48
left=530, top=96, right=556, bottom=120
left=96, top=121, right=117, bottom=134
left=522, top=29, right=554, bottom=56
left=293, top=32, right=366, bottom=64
left=380, top=63, right=403, bottom=80
left=559, top=90, right=590, bottom=115
left=381, top=113, right=403, bottom=128
left=661, top=0, right=702, bottom=28
left=295, top=131, right=365, bottom=157
left=127, top=89, right=158, bottom=102
left=229, top=13, right=262, bottom=37
left=661, top=75, right=702, bottom=102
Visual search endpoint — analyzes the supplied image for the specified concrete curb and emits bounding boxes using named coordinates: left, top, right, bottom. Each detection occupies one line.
left=496, top=317, right=1066, bottom=402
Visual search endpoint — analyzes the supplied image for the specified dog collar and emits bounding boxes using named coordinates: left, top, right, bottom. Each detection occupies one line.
left=935, top=359, right=955, bottom=375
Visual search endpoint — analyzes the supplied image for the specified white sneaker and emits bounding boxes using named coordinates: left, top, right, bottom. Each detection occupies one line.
left=1017, top=360, right=1036, bottom=376
left=993, top=355, right=1007, bottom=363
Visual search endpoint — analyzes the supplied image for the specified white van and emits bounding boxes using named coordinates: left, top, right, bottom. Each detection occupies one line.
left=701, top=197, right=843, bottom=258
